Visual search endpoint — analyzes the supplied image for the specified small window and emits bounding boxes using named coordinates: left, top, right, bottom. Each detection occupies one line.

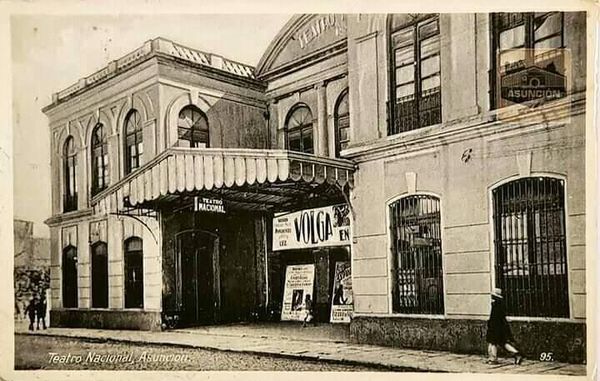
left=124, top=237, right=144, bottom=309
left=286, top=105, right=313, bottom=154
left=388, top=15, right=442, bottom=135
left=63, top=137, right=78, bottom=212
left=91, top=241, right=108, bottom=308
left=390, top=195, right=444, bottom=314
left=62, top=245, right=78, bottom=308
left=178, top=106, right=209, bottom=148
left=334, top=89, right=350, bottom=157
left=91, top=123, right=109, bottom=195
left=124, top=110, right=143, bottom=175
left=492, top=177, right=569, bottom=317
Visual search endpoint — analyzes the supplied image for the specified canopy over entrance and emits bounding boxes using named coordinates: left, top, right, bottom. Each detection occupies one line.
left=92, top=148, right=355, bottom=214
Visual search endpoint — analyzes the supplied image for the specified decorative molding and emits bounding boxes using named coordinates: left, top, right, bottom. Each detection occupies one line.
left=516, top=151, right=533, bottom=177
left=354, top=31, right=379, bottom=44
left=344, top=92, right=585, bottom=164
left=405, top=172, right=417, bottom=194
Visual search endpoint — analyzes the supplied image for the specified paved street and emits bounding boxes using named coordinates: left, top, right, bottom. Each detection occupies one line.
left=13, top=322, right=586, bottom=375
left=15, top=335, right=387, bottom=371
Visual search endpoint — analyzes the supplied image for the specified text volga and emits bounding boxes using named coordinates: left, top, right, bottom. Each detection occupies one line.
left=293, top=210, right=349, bottom=244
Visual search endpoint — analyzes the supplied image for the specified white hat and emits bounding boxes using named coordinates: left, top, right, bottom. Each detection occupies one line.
left=491, top=288, right=503, bottom=299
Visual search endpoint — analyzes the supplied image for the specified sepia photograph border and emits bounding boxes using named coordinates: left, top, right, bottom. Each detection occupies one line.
left=0, top=0, right=598, bottom=380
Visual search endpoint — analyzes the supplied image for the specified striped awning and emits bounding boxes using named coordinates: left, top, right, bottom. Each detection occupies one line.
left=92, top=148, right=355, bottom=213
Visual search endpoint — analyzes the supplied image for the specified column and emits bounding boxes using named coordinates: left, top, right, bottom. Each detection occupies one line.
left=108, top=216, right=124, bottom=309
left=142, top=119, right=157, bottom=164
left=107, top=133, right=120, bottom=184
left=76, top=146, right=88, bottom=209
left=315, top=82, right=329, bottom=157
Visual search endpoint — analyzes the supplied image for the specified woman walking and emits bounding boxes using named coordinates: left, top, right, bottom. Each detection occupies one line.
left=486, top=288, right=523, bottom=365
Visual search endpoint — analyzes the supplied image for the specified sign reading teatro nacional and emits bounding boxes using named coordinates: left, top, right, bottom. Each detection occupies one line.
left=272, top=204, right=351, bottom=251
left=194, top=196, right=226, bottom=214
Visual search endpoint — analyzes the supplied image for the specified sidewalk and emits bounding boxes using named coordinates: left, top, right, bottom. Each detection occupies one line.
left=14, top=323, right=585, bottom=375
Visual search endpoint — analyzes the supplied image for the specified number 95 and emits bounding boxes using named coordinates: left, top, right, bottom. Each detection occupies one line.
left=540, top=352, right=554, bottom=362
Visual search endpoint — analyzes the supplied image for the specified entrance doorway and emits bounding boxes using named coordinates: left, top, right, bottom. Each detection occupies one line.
left=175, top=230, right=220, bottom=326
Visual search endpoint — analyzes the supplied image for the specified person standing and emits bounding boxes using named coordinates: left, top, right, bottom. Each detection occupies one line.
left=486, top=288, right=523, bottom=365
left=24, top=296, right=37, bottom=331
left=36, top=293, right=48, bottom=330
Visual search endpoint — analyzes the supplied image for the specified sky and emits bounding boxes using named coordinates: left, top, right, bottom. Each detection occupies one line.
left=11, top=14, right=291, bottom=237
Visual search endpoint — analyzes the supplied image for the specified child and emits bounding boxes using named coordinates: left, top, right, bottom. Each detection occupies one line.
left=302, top=294, right=314, bottom=328
left=486, top=288, right=523, bottom=365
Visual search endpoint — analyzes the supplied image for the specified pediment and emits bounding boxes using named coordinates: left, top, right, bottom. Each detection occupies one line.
left=256, top=14, right=348, bottom=79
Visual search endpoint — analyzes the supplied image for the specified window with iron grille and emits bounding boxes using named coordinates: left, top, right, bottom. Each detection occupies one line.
left=91, top=241, right=109, bottom=308
left=62, top=245, right=78, bottom=308
left=91, top=123, right=109, bottom=195
left=178, top=106, right=209, bottom=148
left=390, top=195, right=444, bottom=314
left=124, top=109, right=143, bottom=175
left=124, top=237, right=144, bottom=309
left=63, top=136, right=78, bottom=212
left=285, top=104, right=314, bottom=154
left=492, top=177, right=569, bottom=318
left=388, top=14, right=442, bottom=135
left=334, top=89, right=350, bottom=157
left=490, top=12, right=565, bottom=109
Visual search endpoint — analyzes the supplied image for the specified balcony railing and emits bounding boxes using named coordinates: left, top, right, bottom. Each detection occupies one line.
left=388, top=87, right=442, bottom=135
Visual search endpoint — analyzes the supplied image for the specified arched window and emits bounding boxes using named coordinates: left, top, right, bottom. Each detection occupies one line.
left=124, top=109, right=143, bottom=175
left=177, top=106, right=209, bottom=148
left=492, top=177, right=568, bottom=317
left=91, top=241, right=108, bottom=308
left=63, top=136, right=78, bottom=212
left=285, top=105, right=313, bottom=154
left=388, top=14, right=441, bottom=135
left=334, top=89, right=350, bottom=157
left=91, top=123, right=109, bottom=195
left=390, top=194, right=444, bottom=314
left=124, top=237, right=144, bottom=308
left=62, top=245, right=78, bottom=308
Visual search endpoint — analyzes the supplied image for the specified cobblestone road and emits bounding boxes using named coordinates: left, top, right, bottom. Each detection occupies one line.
left=15, top=335, right=388, bottom=371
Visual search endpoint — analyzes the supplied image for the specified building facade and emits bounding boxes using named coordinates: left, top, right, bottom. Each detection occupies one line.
left=342, top=13, right=587, bottom=364
left=44, top=12, right=587, bottom=363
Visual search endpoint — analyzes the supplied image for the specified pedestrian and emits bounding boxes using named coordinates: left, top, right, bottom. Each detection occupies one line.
left=301, top=294, right=314, bottom=328
left=486, top=288, right=523, bottom=365
left=24, top=296, right=37, bottom=331
left=36, top=293, right=48, bottom=330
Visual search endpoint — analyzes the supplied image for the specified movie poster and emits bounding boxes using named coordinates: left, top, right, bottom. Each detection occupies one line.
left=330, top=261, right=353, bottom=323
left=281, top=264, right=315, bottom=321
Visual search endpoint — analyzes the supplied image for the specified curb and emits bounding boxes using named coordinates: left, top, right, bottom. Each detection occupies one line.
left=15, top=331, right=425, bottom=372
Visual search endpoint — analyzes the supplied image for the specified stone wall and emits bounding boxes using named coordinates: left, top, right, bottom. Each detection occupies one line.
left=50, top=309, right=161, bottom=331
left=350, top=316, right=586, bottom=364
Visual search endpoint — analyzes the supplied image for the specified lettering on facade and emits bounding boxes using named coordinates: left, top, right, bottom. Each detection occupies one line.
left=294, top=14, right=347, bottom=50
left=194, top=197, right=226, bottom=214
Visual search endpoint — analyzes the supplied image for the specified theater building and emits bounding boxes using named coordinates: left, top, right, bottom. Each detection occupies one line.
left=44, top=12, right=588, bottom=363
left=43, top=36, right=354, bottom=330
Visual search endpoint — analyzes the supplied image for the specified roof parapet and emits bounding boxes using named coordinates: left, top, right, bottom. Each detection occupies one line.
left=50, top=37, right=256, bottom=107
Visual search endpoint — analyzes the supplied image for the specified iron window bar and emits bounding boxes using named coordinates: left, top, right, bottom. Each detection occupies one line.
left=390, top=195, right=444, bottom=314
left=492, top=177, right=569, bottom=318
